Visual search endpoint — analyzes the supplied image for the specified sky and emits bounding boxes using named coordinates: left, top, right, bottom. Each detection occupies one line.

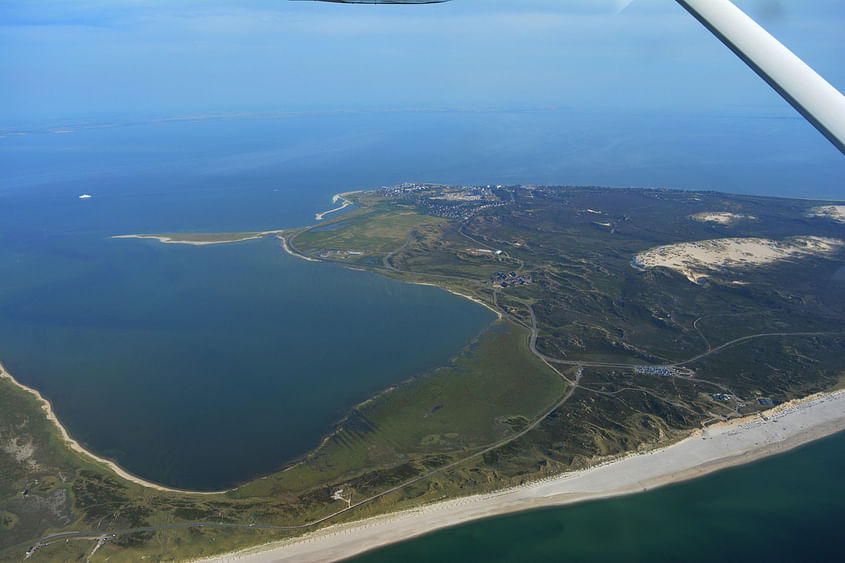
left=2, top=0, right=844, bottom=127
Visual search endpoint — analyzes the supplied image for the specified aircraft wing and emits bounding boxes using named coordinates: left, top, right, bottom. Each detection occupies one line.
left=677, top=0, right=845, bottom=154
left=299, top=0, right=845, bottom=155
left=292, top=1, right=450, bottom=4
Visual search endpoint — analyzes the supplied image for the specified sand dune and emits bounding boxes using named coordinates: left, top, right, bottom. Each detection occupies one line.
left=632, top=236, right=843, bottom=283
left=689, top=212, right=755, bottom=225
left=809, top=205, right=845, bottom=224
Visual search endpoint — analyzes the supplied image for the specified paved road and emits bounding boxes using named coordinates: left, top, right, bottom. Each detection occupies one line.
left=672, top=331, right=845, bottom=367
left=7, top=228, right=842, bottom=558
left=3, top=363, right=583, bottom=559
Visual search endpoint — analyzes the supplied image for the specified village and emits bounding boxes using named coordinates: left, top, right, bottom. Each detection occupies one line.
left=487, top=271, right=532, bottom=289
left=380, top=182, right=510, bottom=220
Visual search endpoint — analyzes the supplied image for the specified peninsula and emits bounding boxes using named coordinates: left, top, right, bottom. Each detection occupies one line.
left=3, top=184, right=844, bottom=561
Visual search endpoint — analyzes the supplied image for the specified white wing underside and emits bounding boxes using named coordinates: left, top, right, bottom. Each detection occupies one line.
left=303, top=0, right=845, bottom=154
left=676, top=0, right=845, bottom=154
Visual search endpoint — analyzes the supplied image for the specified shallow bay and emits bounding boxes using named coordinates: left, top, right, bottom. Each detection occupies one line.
left=0, top=235, right=495, bottom=490
left=1, top=110, right=842, bottom=491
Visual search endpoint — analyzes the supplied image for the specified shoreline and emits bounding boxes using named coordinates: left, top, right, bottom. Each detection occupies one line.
left=28, top=190, right=845, bottom=559
left=0, top=362, right=229, bottom=496
left=409, top=281, right=502, bottom=320
left=278, top=234, right=319, bottom=262
left=201, top=389, right=845, bottom=562
left=314, top=192, right=359, bottom=221
left=112, top=232, right=281, bottom=246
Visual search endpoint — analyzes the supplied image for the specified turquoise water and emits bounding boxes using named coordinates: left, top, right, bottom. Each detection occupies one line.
left=355, top=430, right=845, bottom=562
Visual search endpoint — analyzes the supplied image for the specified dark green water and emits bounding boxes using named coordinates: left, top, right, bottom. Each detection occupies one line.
left=355, top=430, right=845, bottom=562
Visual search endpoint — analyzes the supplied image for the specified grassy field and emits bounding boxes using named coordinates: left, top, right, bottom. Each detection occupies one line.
left=0, top=320, right=564, bottom=561
left=3, top=185, right=844, bottom=561
left=292, top=204, right=446, bottom=265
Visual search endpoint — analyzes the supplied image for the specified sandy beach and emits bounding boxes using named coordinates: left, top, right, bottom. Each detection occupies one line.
left=315, top=192, right=359, bottom=221
left=278, top=235, right=319, bottom=262
left=0, top=362, right=229, bottom=495
left=409, top=281, right=502, bottom=320
left=202, top=389, right=845, bottom=563
left=113, top=231, right=323, bottom=266
left=112, top=233, right=280, bottom=246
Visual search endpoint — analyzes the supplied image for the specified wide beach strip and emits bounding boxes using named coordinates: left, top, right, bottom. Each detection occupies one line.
left=202, top=390, right=845, bottom=562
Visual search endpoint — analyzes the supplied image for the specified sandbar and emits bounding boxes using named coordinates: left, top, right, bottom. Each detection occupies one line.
left=201, top=389, right=845, bottom=562
left=112, top=233, right=279, bottom=246
left=315, top=192, right=359, bottom=221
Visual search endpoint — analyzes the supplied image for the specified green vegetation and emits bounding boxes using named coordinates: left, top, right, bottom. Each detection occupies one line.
left=3, top=185, right=844, bottom=560
left=294, top=204, right=446, bottom=266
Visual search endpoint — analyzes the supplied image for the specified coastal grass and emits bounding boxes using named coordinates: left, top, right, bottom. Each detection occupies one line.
left=360, top=321, right=564, bottom=448
left=0, top=320, right=565, bottom=561
left=233, top=320, right=564, bottom=497
left=293, top=206, right=446, bottom=259
left=4, top=185, right=845, bottom=561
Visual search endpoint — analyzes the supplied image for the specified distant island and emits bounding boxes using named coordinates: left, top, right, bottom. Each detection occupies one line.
left=2, top=184, right=844, bottom=561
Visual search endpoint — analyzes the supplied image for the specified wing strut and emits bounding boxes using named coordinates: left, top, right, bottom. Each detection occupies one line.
left=676, top=0, right=845, bottom=155
left=300, top=0, right=845, bottom=154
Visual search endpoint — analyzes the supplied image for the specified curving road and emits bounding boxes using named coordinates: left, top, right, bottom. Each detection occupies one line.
left=8, top=222, right=843, bottom=558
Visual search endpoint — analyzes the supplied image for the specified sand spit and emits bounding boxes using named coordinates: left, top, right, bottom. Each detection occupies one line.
left=278, top=235, right=319, bottom=262
left=632, top=236, right=844, bottom=284
left=809, top=205, right=845, bottom=224
left=315, top=192, right=360, bottom=221
left=200, top=390, right=845, bottom=563
left=113, top=231, right=323, bottom=265
left=0, top=362, right=229, bottom=495
left=689, top=212, right=755, bottom=225
left=112, top=233, right=281, bottom=246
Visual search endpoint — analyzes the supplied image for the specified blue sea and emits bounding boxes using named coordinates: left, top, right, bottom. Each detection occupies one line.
left=1, top=109, right=843, bottom=493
